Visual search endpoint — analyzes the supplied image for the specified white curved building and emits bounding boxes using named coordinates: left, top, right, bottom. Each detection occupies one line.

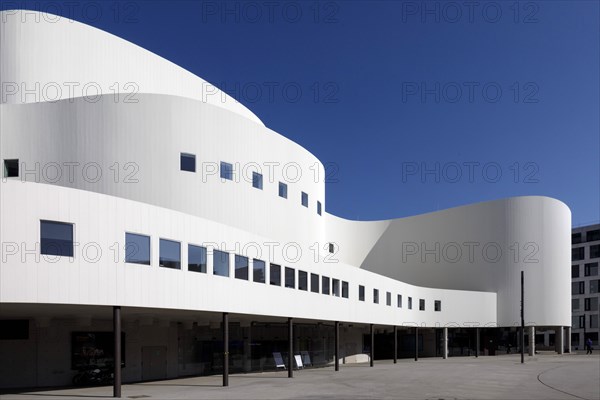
left=0, top=10, right=571, bottom=392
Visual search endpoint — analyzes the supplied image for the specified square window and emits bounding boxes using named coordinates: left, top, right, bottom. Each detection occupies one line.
left=41, top=220, right=74, bottom=257
left=397, top=294, right=402, bottom=308
left=419, top=299, right=425, bottom=311
left=408, top=297, right=413, bottom=310
left=220, top=161, right=233, bottom=180
left=587, top=229, right=600, bottom=242
left=125, top=233, right=150, bottom=265
left=270, top=263, right=281, bottom=286
left=235, top=255, right=249, bottom=280
left=386, top=292, right=391, bottom=306
left=572, top=247, right=585, bottom=261
left=332, top=279, right=340, bottom=297
left=322, top=276, right=330, bottom=295
left=213, top=250, right=230, bottom=277
left=584, top=262, right=598, bottom=277
left=591, top=245, right=600, bottom=259
left=159, top=239, right=181, bottom=269
left=252, top=172, right=263, bottom=190
left=342, top=281, right=349, bottom=298
left=373, top=289, right=379, bottom=304
left=180, top=153, right=195, bottom=172
left=3, top=159, right=19, bottom=178
left=359, top=285, right=365, bottom=301
left=253, top=259, right=265, bottom=283
left=434, top=300, right=442, bottom=312
left=301, top=192, right=308, bottom=207
left=188, top=244, right=207, bottom=273
left=311, top=273, right=319, bottom=293
left=317, top=201, right=322, bottom=216
left=298, top=270, right=308, bottom=291
left=285, top=267, right=295, bottom=288
left=279, top=182, right=288, bottom=198
left=591, top=280, right=600, bottom=294
left=572, top=232, right=582, bottom=244
left=572, top=265, right=580, bottom=278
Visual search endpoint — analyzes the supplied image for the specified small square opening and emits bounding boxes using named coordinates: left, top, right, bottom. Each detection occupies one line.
left=4, top=159, right=19, bottom=177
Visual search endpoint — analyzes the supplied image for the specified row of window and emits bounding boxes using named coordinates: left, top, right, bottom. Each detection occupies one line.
left=572, top=314, right=600, bottom=329
left=572, top=297, right=599, bottom=312
left=180, top=154, right=322, bottom=215
left=356, top=285, right=441, bottom=312
left=571, top=280, right=600, bottom=295
left=572, top=262, right=599, bottom=278
left=40, top=220, right=443, bottom=312
left=572, top=229, right=600, bottom=244
left=572, top=245, right=600, bottom=261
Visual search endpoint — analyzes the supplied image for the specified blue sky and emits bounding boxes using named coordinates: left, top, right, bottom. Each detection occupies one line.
left=8, top=0, right=599, bottom=225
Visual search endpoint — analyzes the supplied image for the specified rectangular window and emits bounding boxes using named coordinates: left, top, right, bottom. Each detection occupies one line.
left=590, top=280, right=600, bottom=294
left=397, top=294, right=402, bottom=308
left=572, top=299, right=580, bottom=311
left=584, top=262, right=599, bottom=277
left=386, top=292, right=391, bottom=306
left=301, top=192, right=308, bottom=207
left=373, top=289, right=379, bottom=304
left=188, top=244, right=207, bottom=273
left=298, top=270, right=308, bottom=291
left=252, top=172, right=263, bottom=190
left=419, top=299, right=425, bottom=311
left=591, top=245, right=600, bottom=259
left=434, top=300, right=442, bottom=312
left=590, top=315, right=599, bottom=329
left=310, top=273, right=319, bottom=293
left=159, top=239, right=181, bottom=269
left=125, top=232, right=150, bottom=265
left=235, top=255, right=249, bottom=280
left=572, top=232, right=582, bottom=244
left=342, top=281, right=349, bottom=298
left=279, top=182, right=288, bottom=198
left=3, top=159, right=19, bottom=178
left=584, top=297, right=598, bottom=311
left=270, top=263, right=281, bottom=286
left=408, top=297, right=413, bottom=310
left=578, top=315, right=585, bottom=329
left=322, top=276, right=330, bottom=295
left=587, top=229, right=600, bottom=242
left=253, top=259, right=265, bottom=283
left=220, top=161, right=233, bottom=180
left=572, top=281, right=585, bottom=295
left=332, top=279, right=340, bottom=297
left=317, top=201, right=322, bottom=216
left=41, top=220, right=74, bottom=257
left=180, top=153, right=195, bottom=172
left=572, top=265, right=580, bottom=278
left=213, top=250, right=230, bottom=277
left=572, top=247, right=585, bottom=261
left=359, top=285, right=365, bottom=301
left=285, top=267, right=295, bottom=289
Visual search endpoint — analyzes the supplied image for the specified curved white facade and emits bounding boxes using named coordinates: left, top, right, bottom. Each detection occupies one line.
left=0, top=10, right=570, bottom=373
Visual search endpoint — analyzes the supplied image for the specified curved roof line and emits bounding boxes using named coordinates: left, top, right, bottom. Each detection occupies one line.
left=0, top=10, right=264, bottom=126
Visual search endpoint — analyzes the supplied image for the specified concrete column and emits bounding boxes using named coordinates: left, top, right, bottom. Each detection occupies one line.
left=288, top=318, right=293, bottom=378
left=565, top=327, right=571, bottom=353
left=223, top=313, right=229, bottom=387
left=556, top=326, right=564, bottom=354
left=442, top=327, right=448, bottom=359
left=528, top=326, right=535, bottom=356
left=475, top=327, right=479, bottom=357
left=393, top=326, right=397, bottom=364
left=113, top=306, right=121, bottom=398
left=334, top=321, right=339, bottom=371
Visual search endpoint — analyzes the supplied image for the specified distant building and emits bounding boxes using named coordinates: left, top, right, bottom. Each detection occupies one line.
left=571, top=224, right=600, bottom=349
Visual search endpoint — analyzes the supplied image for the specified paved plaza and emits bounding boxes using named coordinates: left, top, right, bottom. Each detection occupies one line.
left=2, top=353, right=598, bottom=400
